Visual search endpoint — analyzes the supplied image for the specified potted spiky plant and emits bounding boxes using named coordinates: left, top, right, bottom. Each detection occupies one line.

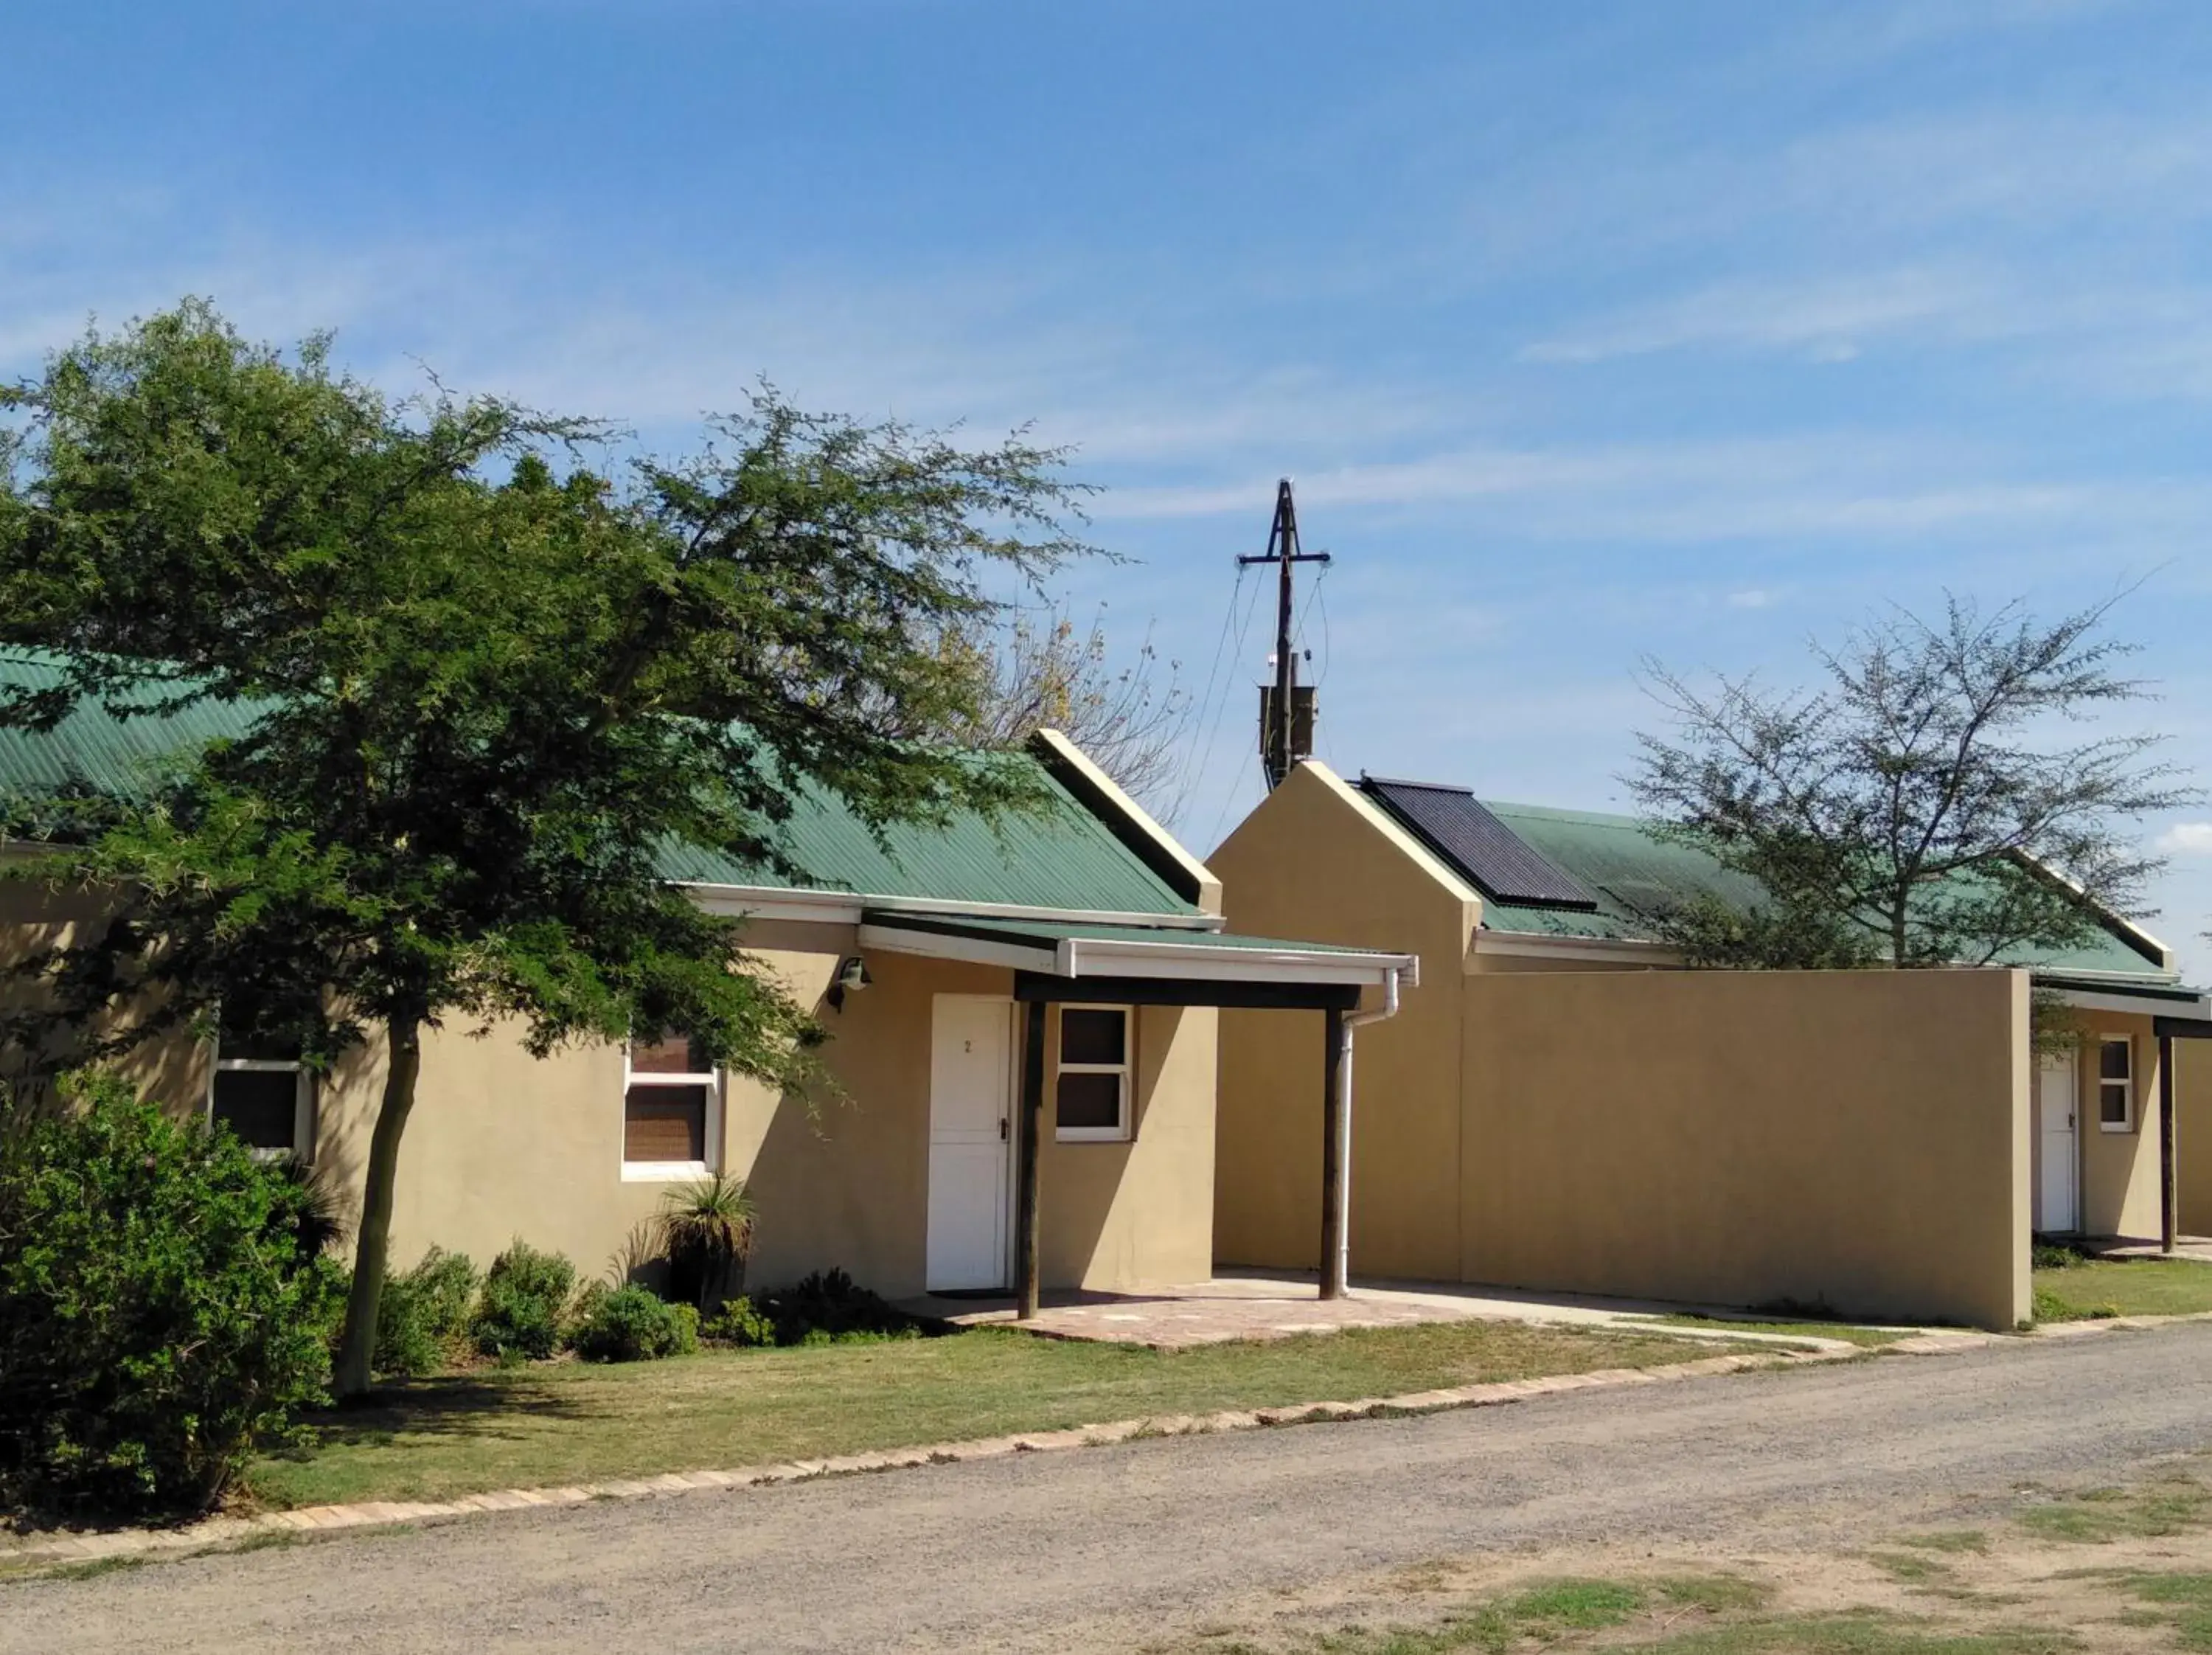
left=659, top=1173, right=757, bottom=1314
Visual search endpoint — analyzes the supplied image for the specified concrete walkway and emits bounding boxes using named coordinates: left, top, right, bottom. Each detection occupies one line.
left=2091, top=1235, right=2212, bottom=1264
left=898, top=1269, right=1902, bottom=1350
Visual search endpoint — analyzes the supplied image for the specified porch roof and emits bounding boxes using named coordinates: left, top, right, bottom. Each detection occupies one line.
left=2042, top=974, right=2212, bottom=1038
left=855, top=909, right=1415, bottom=1001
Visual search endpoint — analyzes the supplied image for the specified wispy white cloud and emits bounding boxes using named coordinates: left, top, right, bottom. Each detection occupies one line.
left=2160, top=822, right=2212, bottom=857
left=1522, top=267, right=2009, bottom=364
left=1095, top=433, right=2212, bottom=552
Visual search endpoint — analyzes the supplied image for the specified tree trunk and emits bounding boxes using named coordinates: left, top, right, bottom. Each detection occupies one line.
left=333, top=1015, right=424, bottom=1400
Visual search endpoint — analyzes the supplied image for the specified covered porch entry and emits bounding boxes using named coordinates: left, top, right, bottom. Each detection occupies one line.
left=2044, top=974, right=2212, bottom=1249
left=858, top=912, right=1417, bottom=1315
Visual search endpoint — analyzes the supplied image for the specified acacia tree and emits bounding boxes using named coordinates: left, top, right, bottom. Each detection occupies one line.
left=0, top=302, right=1088, bottom=1397
left=1630, top=595, right=2191, bottom=970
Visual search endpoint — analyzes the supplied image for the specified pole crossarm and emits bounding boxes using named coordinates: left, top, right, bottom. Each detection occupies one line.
left=1237, top=478, right=1332, bottom=791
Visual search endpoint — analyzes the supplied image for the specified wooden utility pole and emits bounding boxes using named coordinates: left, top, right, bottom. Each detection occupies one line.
left=2161, top=1033, right=2178, bottom=1254
left=1239, top=479, right=1331, bottom=789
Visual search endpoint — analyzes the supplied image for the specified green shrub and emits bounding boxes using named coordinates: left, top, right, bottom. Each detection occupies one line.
left=373, top=1247, right=480, bottom=1378
left=704, top=1294, right=778, bottom=1347
left=658, top=1173, right=755, bottom=1311
left=570, top=1284, right=700, bottom=1362
left=0, top=1073, right=347, bottom=1516
left=471, top=1241, right=576, bottom=1360
left=752, top=1268, right=922, bottom=1346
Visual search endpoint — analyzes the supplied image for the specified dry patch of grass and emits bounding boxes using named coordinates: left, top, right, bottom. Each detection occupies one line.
left=1171, top=1465, right=2212, bottom=1654
left=2014, top=1475, right=2212, bottom=1544
left=1176, top=1573, right=2073, bottom=1654
left=245, top=1319, right=1748, bottom=1510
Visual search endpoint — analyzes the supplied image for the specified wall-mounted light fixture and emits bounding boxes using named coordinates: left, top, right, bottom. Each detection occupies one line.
left=825, top=954, right=872, bottom=1012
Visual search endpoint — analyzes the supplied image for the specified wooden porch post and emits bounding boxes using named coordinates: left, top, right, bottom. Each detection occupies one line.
left=1319, top=1005, right=1346, bottom=1300
left=2161, top=1033, right=2178, bottom=1255
left=1015, top=997, right=1048, bottom=1319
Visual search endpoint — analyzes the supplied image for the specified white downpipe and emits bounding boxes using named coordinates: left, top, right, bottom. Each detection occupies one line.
left=1328, top=960, right=1411, bottom=1298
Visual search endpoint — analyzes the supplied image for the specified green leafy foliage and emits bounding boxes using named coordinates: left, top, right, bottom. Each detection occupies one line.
left=703, top=1295, right=779, bottom=1347
left=658, top=1173, right=755, bottom=1312
left=373, top=1247, right=480, bottom=1378
left=569, top=1284, right=700, bottom=1362
left=756, top=1268, right=923, bottom=1346
left=1646, top=890, right=1882, bottom=970
left=697, top=1271, right=920, bottom=1347
left=471, top=1241, right=577, bottom=1361
left=1632, top=595, right=2190, bottom=969
left=0, top=302, right=1093, bottom=1394
left=0, top=1072, right=346, bottom=1515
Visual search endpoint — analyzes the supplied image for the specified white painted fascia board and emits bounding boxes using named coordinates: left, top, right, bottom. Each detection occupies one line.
left=1062, top=937, right=1420, bottom=988
left=1307, top=763, right=1484, bottom=909
left=683, top=887, right=867, bottom=925
left=1476, top=930, right=1681, bottom=965
left=854, top=923, right=1060, bottom=974
left=678, top=881, right=1223, bottom=931
left=1030, top=727, right=1224, bottom=915
left=2010, top=849, right=2175, bottom=972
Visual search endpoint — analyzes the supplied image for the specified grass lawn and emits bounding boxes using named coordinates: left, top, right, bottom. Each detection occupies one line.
left=2032, top=1256, right=2212, bottom=1321
left=246, top=1319, right=1755, bottom=1510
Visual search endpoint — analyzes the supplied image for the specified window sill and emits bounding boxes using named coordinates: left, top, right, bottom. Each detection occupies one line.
left=2098, top=1122, right=2136, bottom=1135
left=622, top=1161, right=712, bottom=1182
left=1054, top=1130, right=1131, bottom=1145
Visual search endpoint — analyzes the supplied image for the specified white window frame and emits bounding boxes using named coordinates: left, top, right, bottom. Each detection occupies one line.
left=2097, top=1035, right=2136, bottom=1134
left=1054, top=1003, right=1133, bottom=1144
left=207, top=1049, right=315, bottom=1162
left=621, top=1035, right=723, bottom=1181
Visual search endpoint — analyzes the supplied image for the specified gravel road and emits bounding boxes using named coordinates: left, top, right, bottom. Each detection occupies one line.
left=9, top=1325, right=2211, bottom=1654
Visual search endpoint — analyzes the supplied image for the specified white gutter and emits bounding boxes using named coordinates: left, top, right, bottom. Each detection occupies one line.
left=1475, top=929, right=1680, bottom=965
left=1324, top=956, right=1416, bottom=1300
left=2030, top=962, right=2185, bottom=988
left=680, top=881, right=1226, bottom=932
left=1057, top=935, right=1416, bottom=988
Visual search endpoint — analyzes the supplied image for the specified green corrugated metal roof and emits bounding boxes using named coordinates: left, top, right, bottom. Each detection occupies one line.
left=0, top=650, right=1199, bottom=918
left=1475, top=798, right=2171, bottom=979
left=0, top=653, right=264, bottom=809
left=658, top=775, right=1195, bottom=915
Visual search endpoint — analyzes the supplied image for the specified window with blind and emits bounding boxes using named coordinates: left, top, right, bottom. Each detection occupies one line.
left=1055, top=1005, right=1132, bottom=1142
left=624, top=1032, right=718, bottom=1173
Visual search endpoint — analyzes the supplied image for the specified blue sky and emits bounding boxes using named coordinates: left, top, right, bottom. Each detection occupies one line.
left=8, top=0, right=2212, bottom=974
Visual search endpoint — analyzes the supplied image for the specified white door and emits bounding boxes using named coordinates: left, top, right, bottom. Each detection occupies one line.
left=926, top=995, right=1014, bottom=1291
left=2037, top=1051, right=2079, bottom=1234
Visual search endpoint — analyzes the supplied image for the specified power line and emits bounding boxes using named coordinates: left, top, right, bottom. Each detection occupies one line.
left=1177, top=562, right=1248, bottom=805
left=1194, top=571, right=1268, bottom=845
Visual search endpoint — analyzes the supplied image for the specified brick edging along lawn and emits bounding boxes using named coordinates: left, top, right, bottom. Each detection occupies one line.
left=21, top=1310, right=2194, bottom=1566
left=9, top=1341, right=1847, bottom=1570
